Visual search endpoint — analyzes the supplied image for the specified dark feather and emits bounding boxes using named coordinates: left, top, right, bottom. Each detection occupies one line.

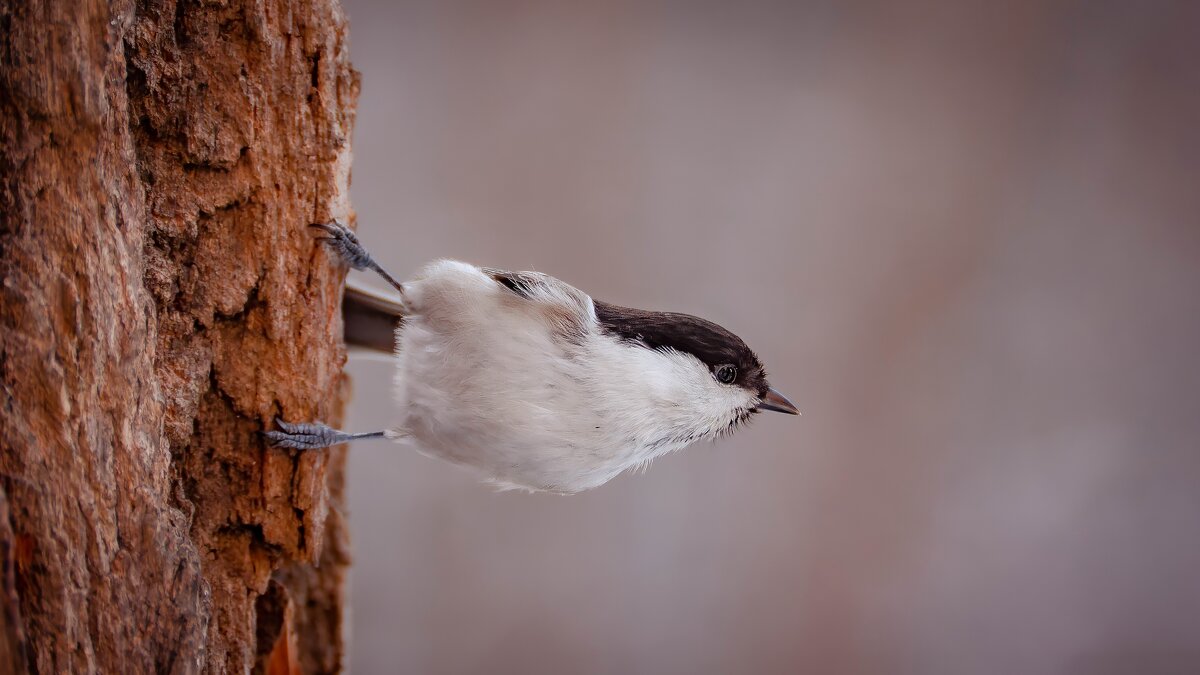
left=482, top=268, right=543, bottom=299
left=592, top=300, right=769, bottom=395
left=343, top=283, right=404, bottom=353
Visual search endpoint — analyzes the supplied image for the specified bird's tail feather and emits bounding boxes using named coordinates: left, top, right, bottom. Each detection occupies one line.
left=343, top=276, right=404, bottom=354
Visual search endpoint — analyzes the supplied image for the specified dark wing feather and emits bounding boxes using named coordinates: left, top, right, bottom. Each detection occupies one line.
left=343, top=279, right=404, bottom=353
left=481, top=268, right=546, bottom=300
left=482, top=267, right=593, bottom=339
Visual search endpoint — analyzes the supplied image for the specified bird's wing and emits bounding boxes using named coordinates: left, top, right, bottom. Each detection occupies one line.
left=481, top=267, right=594, bottom=339
left=480, top=268, right=552, bottom=300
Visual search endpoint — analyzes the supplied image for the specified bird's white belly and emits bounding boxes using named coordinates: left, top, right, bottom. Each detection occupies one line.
left=392, top=318, right=654, bottom=493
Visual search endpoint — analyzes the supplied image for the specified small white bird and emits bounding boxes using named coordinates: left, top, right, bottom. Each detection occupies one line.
left=267, top=222, right=798, bottom=493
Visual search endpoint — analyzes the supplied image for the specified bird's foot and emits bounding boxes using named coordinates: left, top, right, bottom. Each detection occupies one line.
left=310, top=220, right=375, bottom=271
left=310, top=220, right=407, bottom=293
left=265, top=418, right=355, bottom=450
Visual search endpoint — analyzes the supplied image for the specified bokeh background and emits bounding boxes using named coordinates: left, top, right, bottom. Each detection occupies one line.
left=338, top=1, right=1200, bottom=673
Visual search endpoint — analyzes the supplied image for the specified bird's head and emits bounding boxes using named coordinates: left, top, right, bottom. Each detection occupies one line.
left=592, top=301, right=798, bottom=443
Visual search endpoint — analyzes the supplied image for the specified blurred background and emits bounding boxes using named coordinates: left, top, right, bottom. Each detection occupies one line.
left=338, top=1, right=1200, bottom=673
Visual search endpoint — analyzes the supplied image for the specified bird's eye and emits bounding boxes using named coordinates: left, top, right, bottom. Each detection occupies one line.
left=715, top=364, right=737, bottom=384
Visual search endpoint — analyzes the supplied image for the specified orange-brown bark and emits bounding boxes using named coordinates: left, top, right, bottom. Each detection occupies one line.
left=0, top=0, right=359, bottom=672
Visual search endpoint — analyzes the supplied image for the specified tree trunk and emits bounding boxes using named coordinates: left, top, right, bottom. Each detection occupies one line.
left=0, top=0, right=359, bottom=672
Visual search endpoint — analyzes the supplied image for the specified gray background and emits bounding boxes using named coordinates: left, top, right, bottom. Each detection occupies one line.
left=339, top=1, right=1200, bottom=673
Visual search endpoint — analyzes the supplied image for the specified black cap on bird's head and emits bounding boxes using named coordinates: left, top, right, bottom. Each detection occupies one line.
left=592, top=301, right=798, bottom=415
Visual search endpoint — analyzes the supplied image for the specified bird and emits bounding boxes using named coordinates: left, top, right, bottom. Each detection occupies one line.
left=266, top=222, right=798, bottom=494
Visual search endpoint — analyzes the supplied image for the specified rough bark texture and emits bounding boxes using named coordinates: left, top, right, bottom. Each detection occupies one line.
left=0, top=0, right=359, bottom=672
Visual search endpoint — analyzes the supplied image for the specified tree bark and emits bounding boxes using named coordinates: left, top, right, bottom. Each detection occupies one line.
left=0, top=0, right=359, bottom=672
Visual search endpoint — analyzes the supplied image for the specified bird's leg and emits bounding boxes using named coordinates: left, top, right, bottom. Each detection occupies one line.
left=310, top=220, right=405, bottom=294
left=265, top=418, right=389, bottom=450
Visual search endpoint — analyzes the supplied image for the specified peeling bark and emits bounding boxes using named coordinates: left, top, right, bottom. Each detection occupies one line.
left=0, top=0, right=359, bottom=672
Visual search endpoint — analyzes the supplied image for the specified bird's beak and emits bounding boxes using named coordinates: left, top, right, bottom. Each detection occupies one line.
left=758, top=387, right=800, bottom=415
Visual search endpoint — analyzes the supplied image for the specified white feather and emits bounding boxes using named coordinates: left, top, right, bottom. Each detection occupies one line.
left=389, top=260, right=760, bottom=493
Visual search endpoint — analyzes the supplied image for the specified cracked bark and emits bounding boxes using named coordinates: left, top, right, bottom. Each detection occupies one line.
left=0, top=0, right=360, bottom=673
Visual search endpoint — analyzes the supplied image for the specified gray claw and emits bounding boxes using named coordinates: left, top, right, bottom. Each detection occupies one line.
left=272, top=417, right=302, bottom=434
left=265, top=419, right=346, bottom=450
left=310, top=220, right=374, bottom=270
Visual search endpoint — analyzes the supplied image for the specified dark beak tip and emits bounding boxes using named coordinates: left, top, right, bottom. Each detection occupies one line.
left=759, top=387, right=800, bottom=416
